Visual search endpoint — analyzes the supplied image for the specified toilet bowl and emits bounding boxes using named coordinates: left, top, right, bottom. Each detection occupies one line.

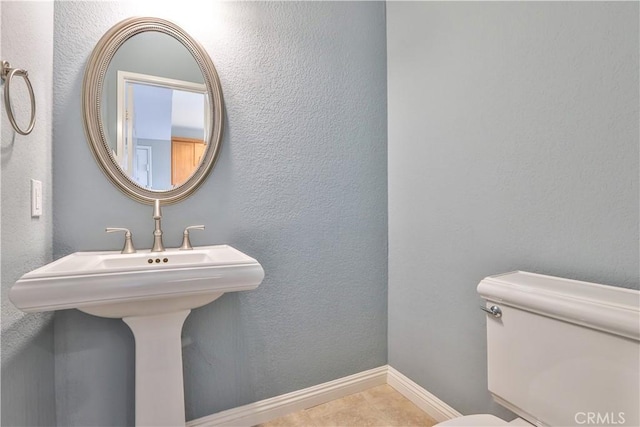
left=436, top=271, right=639, bottom=427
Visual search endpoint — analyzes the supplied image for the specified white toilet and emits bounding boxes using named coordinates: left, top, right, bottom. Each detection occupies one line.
left=437, top=271, right=639, bottom=427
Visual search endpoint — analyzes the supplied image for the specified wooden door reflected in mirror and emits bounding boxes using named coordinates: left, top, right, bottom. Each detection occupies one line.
left=171, top=137, right=205, bottom=186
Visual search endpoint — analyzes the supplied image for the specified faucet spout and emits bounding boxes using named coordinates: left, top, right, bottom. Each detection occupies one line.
left=153, top=198, right=162, bottom=220
left=151, top=199, right=165, bottom=252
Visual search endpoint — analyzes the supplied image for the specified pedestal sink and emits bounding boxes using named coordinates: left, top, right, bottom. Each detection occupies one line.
left=10, top=245, right=264, bottom=426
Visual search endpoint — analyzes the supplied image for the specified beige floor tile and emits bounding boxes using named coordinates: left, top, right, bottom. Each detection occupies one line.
left=306, top=392, right=369, bottom=419
left=258, top=409, right=318, bottom=427
left=371, top=398, right=438, bottom=427
left=309, top=404, right=389, bottom=427
left=259, top=385, right=437, bottom=427
left=361, top=385, right=407, bottom=405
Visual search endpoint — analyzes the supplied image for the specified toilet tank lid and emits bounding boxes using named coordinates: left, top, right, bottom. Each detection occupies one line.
left=477, top=271, right=639, bottom=341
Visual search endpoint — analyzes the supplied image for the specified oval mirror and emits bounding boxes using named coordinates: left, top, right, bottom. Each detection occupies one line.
left=83, top=17, right=224, bottom=205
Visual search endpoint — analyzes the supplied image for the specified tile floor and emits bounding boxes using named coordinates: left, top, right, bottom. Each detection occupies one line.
left=258, top=384, right=438, bottom=427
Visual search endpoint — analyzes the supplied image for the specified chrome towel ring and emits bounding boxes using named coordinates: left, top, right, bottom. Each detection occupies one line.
left=1, top=60, right=36, bottom=135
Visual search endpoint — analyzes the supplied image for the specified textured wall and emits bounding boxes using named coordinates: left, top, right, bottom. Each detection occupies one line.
left=1, top=1, right=56, bottom=425
left=53, top=1, right=387, bottom=425
left=388, top=1, right=639, bottom=418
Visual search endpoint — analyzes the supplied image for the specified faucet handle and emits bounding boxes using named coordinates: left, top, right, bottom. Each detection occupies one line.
left=106, top=228, right=136, bottom=254
left=179, top=225, right=205, bottom=250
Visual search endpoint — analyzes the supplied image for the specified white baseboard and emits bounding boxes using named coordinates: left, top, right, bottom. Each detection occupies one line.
left=386, top=366, right=463, bottom=423
left=187, top=365, right=461, bottom=427
left=187, top=366, right=387, bottom=427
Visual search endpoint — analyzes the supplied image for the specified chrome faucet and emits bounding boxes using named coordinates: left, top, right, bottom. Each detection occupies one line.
left=151, top=199, right=165, bottom=252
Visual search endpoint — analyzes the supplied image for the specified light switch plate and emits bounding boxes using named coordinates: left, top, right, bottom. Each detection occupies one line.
left=31, top=179, right=42, bottom=217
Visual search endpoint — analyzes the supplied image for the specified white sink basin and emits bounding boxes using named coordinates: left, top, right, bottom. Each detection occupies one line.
left=10, top=244, right=264, bottom=426
left=10, top=244, right=264, bottom=318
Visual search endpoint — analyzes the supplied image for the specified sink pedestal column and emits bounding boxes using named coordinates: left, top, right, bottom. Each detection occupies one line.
left=123, top=310, right=191, bottom=427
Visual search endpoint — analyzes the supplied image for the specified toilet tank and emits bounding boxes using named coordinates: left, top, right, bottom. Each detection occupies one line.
left=478, top=271, right=639, bottom=427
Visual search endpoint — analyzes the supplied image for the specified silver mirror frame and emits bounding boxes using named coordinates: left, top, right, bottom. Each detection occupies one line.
left=82, top=17, right=224, bottom=205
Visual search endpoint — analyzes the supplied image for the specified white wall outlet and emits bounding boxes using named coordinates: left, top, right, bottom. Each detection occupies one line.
left=31, top=179, right=43, bottom=217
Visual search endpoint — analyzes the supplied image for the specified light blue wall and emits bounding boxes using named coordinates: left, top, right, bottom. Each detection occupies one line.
left=387, top=1, right=639, bottom=418
left=10, top=2, right=636, bottom=425
left=1, top=1, right=56, bottom=426
left=53, top=1, right=387, bottom=425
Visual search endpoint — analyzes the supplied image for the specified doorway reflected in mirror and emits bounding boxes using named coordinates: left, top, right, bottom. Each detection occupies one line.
left=117, top=72, right=207, bottom=191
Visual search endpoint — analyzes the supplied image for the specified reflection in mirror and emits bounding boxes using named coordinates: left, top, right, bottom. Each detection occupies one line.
left=114, top=72, right=208, bottom=191
left=83, top=17, right=224, bottom=204
left=101, top=30, right=209, bottom=191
